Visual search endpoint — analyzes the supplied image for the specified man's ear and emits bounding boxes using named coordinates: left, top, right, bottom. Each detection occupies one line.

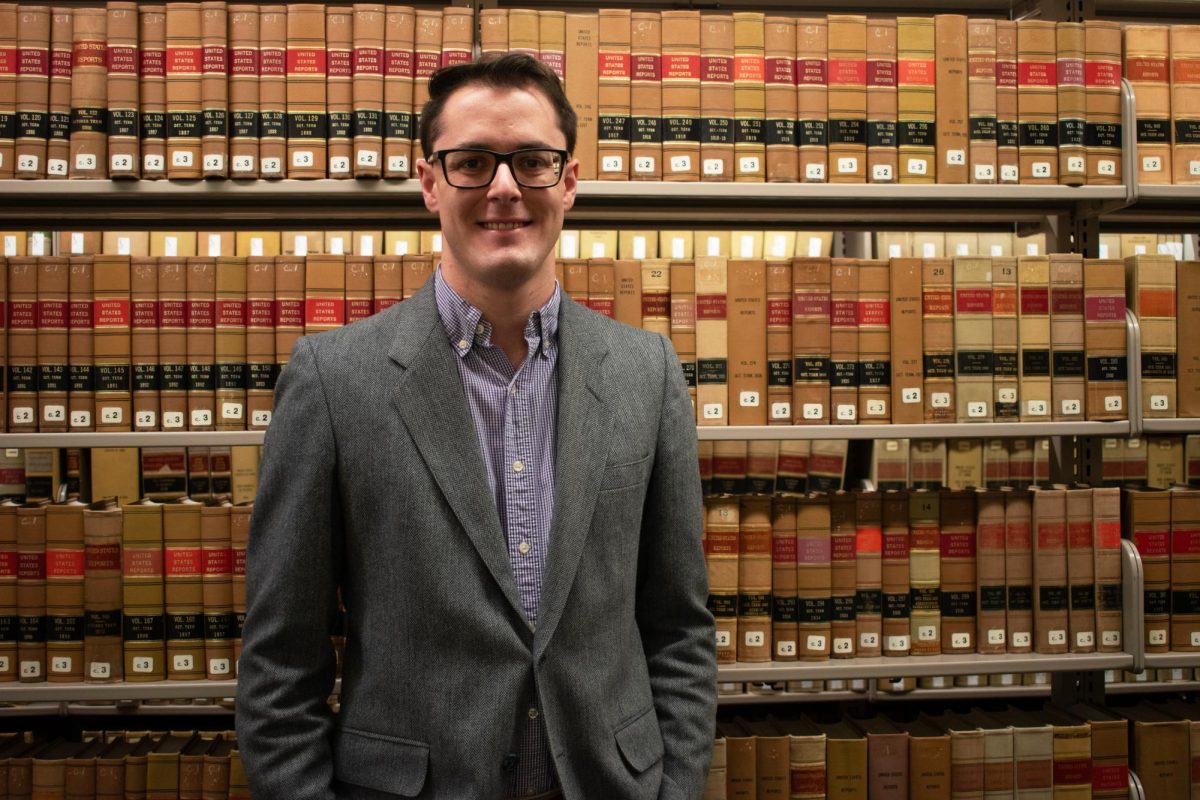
left=417, top=158, right=439, bottom=214
left=561, top=158, right=579, bottom=212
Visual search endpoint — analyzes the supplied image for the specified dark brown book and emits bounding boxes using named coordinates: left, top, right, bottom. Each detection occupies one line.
left=146, top=733, right=196, bottom=799
left=64, top=738, right=106, bottom=798
left=131, top=257, right=160, bottom=430
left=727, top=259, right=766, bottom=425
left=228, top=4, right=260, bottom=178
left=14, top=5, right=51, bottom=179
left=83, top=498, right=121, bottom=683
left=202, top=736, right=234, bottom=799
left=32, top=740, right=88, bottom=799
left=1171, top=486, right=1200, bottom=651
left=200, top=0, right=228, bottom=178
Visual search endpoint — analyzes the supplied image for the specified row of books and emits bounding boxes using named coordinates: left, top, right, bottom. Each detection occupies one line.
left=0, top=730, right=248, bottom=800
left=704, top=702, right=1152, bottom=800
left=0, top=496, right=252, bottom=684
left=878, top=230, right=1190, bottom=262
left=703, top=486, right=1124, bottom=664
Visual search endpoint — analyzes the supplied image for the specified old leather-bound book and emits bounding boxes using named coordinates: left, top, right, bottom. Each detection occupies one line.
left=867, top=18, right=898, bottom=184
left=954, top=255, right=993, bottom=422
left=67, top=5, right=105, bottom=178
left=736, top=497, right=771, bottom=663
left=881, top=490, right=911, bottom=656
left=796, top=494, right=831, bottom=661
left=705, top=497, right=738, bottom=665
left=1082, top=258, right=1127, bottom=420
left=200, top=1, right=228, bottom=178
left=792, top=256, right=831, bottom=424
left=1016, top=20, right=1058, bottom=184
left=975, top=489, right=1006, bottom=654
left=93, top=255, right=132, bottom=431
left=45, top=6, right=71, bottom=179
left=1060, top=704, right=1128, bottom=800
left=909, top=489, right=942, bottom=655
left=934, top=15, right=968, bottom=184
left=285, top=3, right=327, bottom=178
left=1085, top=20, right=1122, bottom=185
left=83, top=498, right=121, bottom=683
left=67, top=254, right=94, bottom=432
left=854, top=491, right=883, bottom=657
left=1122, top=705, right=1189, bottom=800
left=1127, top=253, right=1177, bottom=418
left=324, top=4, right=352, bottom=179
left=967, top=19, right=997, bottom=184
left=138, top=5, right=168, bottom=178
left=226, top=4, right=260, bottom=178
left=106, top=2, right=139, bottom=179
left=257, top=5, right=286, bottom=178
left=1049, top=254, right=1086, bottom=421
left=1057, top=22, right=1087, bottom=185
left=922, top=257, right=954, bottom=422
left=185, top=256, right=217, bottom=431
left=1031, top=485, right=1068, bottom=654
left=165, top=3, right=203, bottom=178
left=995, top=20, right=1019, bottom=183
left=796, top=17, right=828, bottom=183
left=1126, top=25, right=1172, bottom=184
left=1064, top=486, right=1096, bottom=654
left=1017, top=255, right=1051, bottom=421
left=828, top=15, right=866, bottom=183
left=1171, top=26, right=1200, bottom=184
left=163, top=499, right=204, bottom=680
left=939, top=490, right=977, bottom=654
left=728, top=259, right=767, bottom=425
left=380, top=4, right=413, bottom=179
left=36, top=256, right=69, bottom=433
left=694, top=256, right=728, bottom=426
left=629, top=11, right=662, bottom=181
left=731, top=12, right=765, bottom=183
left=597, top=8, right=631, bottom=180
left=661, top=11, right=700, bottom=182
left=17, top=500, right=48, bottom=683
left=829, top=259, right=859, bottom=423
left=830, top=490, right=857, bottom=658
left=898, top=16, right=935, bottom=182
left=14, top=5, right=51, bottom=179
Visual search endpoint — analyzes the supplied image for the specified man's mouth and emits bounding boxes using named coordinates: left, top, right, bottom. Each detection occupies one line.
left=479, top=221, right=530, bottom=231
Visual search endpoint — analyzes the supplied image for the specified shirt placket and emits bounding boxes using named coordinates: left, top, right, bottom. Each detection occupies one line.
left=504, top=360, right=539, bottom=625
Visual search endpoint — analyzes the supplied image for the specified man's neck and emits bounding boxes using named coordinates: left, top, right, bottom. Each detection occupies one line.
left=442, top=265, right=556, bottom=369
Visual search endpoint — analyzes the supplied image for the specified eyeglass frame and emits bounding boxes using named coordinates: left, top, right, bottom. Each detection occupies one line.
left=425, top=147, right=572, bottom=189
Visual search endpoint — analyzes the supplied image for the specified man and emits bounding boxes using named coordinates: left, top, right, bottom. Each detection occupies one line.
left=236, top=53, right=716, bottom=799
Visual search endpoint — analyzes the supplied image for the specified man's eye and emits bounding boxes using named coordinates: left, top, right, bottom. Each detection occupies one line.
left=458, top=158, right=484, bottom=170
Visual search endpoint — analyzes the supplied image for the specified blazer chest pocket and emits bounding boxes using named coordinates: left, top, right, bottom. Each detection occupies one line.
left=334, top=726, right=429, bottom=797
left=600, top=454, right=651, bottom=493
left=614, top=706, right=664, bottom=774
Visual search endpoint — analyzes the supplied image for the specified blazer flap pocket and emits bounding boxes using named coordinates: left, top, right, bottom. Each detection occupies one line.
left=600, top=455, right=651, bottom=492
left=335, top=726, right=429, bottom=797
left=614, top=706, right=664, bottom=774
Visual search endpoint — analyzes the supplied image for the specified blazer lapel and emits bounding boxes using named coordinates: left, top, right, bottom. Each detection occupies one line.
left=534, top=296, right=612, bottom=658
left=387, top=285, right=526, bottom=624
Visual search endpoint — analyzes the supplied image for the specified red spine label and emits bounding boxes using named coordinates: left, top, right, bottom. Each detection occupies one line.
left=18, top=48, right=49, bottom=76
left=704, top=530, right=737, bottom=556
left=233, top=548, right=246, bottom=577
left=883, top=531, right=910, bottom=560
left=969, top=58, right=996, bottom=80
left=51, top=47, right=72, bottom=77
left=73, top=41, right=105, bottom=69
left=922, top=289, right=953, bottom=316
left=166, top=46, right=202, bottom=73
left=868, top=60, right=896, bottom=87
left=978, top=522, right=1006, bottom=550
left=85, top=543, right=121, bottom=571
left=69, top=300, right=91, bottom=329
left=203, top=45, right=227, bottom=72
left=414, top=51, right=439, bottom=78
left=772, top=536, right=797, bottom=563
left=797, top=536, right=831, bottom=564
left=956, top=288, right=993, bottom=314
left=898, top=59, right=934, bottom=85
left=328, top=49, right=352, bottom=78
left=736, top=55, right=764, bottom=82
left=997, top=59, right=1017, bottom=87
left=766, top=56, right=795, bottom=85
left=230, top=48, right=259, bottom=76
left=701, top=55, right=732, bottom=83
left=1095, top=520, right=1121, bottom=550
left=140, top=48, right=164, bottom=77
left=1018, top=61, right=1056, bottom=86
left=17, top=552, right=44, bottom=579
left=132, top=299, right=158, bottom=329
left=165, top=546, right=202, bottom=576
left=858, top=300, right=890, bottom=326
left=37, top=300, right=67, bottom=328
left=1085, top=295, right=1125, bottom=322
left=796, top=58, right=827, bottom=85
left=106, top=46, right=138, bottom=74
left=346, top=299, right=374, bottom=322
left=829, top=58, right=866, bottom=85
left=353, top=47, right=383, bottom=75
left=1069, top=521, right=1093, bottom=549
left=1092, top=765, right=1128, bottom=792
left=248, top=299, right=275, bottom=327
left=632, top=54, right=660, bottom=81
left=94, top=299, right=131, bottom=328
left=1020, top=286, right=1049, bottom=315
left=46, top=550, right=84, bottom=578
left=259, top=48, right=285, bottom=76
left=830, top=300, right=857, bottom=327
left=793, top=292, right=831, bottom=317
left=187, top=299, right=215, bottom=328
left=276, top=299, right=304, bottom=327
left=8, top=301, right=35, bottom=329
left=1051, top=287, right=1083, bottom=314
left=1174, top=59, right=1200, bottom=84
left=287, top=49, right=327, bottom=75
left=600, top=52, right=631, bottom=78
left=1037, top=520, right=1066, bottom=549
left=1133, top=530, right=1169, bottom=557
left=696, top=295, right=727, bottom=320
left=831, top=532, right=855, bottom=562
left=1057, top=57, right=1084, bottom=86
left=1053, top=759, right=1092, bottom=786
left=855, top=526, right=882, bottom=554
left=663, top=54, right=700, bottom=80
left=123, top=548, right=163, bottom=577
left=203, top=547, right=233, bottom=575
left=0, top=551, right=14, bottom=578
left=941, top=532, right=977, bottom=558
left=217, top=299, right=246, bottom=327
left=1172, top=529, right=1200, bottom=555
left=1086, top=61, right=1120, bottom=87
left=305, top=298, right=346, bottom=326
left=1126, top=57, right=1167, bottom=82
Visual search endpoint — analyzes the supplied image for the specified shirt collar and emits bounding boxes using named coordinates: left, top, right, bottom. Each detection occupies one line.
left=433, top=266, right=561, bottom=360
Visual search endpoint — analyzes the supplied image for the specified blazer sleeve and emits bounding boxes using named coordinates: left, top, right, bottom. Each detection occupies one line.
left=235, top=336, right=343, bottom=800
left=637, top=334, right=718, bottom=800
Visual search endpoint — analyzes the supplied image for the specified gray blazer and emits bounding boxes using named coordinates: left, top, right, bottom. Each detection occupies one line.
left=235, top=282, right=717, bottom=799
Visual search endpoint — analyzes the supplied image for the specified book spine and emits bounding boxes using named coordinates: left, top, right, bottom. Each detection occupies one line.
left=792, top=257, right=831, bottom=424
left=922, top=257, right=955, bottom=422
left=984, top=439, right=1009, bottom=489
left=1178, top=260, right=1200, bottom=416
left=727, top=259, right=767, bottom=426
left=866, top=18, right=898, bottom=184
left=765, top=259, right=792, bottom=423
left=164, top=504, right=204, bottom=679
left=976, top=489, right=1007, bottom=654
left=158, top=257, right=188, bottom=430
left=830, top=492, right=857, bottom=657
left=996, top=20, right=1019, bottom=183
left=909, top=490, right=942, bottom=655
left=17, top=504, right=46, bottom=681
left=830, top=258, right=858, bottom=423
left=597, top=8, right=631, bottom=180
left=36, top=256, right=69, bottom=432
left=897, top=16, right=935, bottom=182
left=1172, top=25, right=1200, bottom=183
left=350, top=3, right=382, bottom=179
left=344, top=254, right=372, bottom=323
left=68, top=255, right=94, bottom=431
left=46, top=6, right=71, bottom=179
left=1017, top=19, right=1058, bottom=183
left=68, top=6, right=106, bottom=178
left=1033, top=487, right=1069, bottom=654
left=733, top=12, right=765, bottom=182
left=1088, top=719, right=1129, bottom=800
left=201, top=503, right=234, bottom=678
left=640, top=259, right=670, bottom=338
left=564, top=13, right=597, bottom=179
left=1050, top=254, right=1086, bottom=420
left=661, top=11, right=700, bottom=181
left=186, top=257, right=216, bottom=430
left=83, top=506, right=122, bottom=683
left=954, top=255, right=994, bottom=421
left=165, top=2, right=203, bottom=178
left=855, top=492, right=883, bottom=657
left=257, top=4, right=285, bottom=178
left=1005, top=489, right=1035, bottom=652
left=381, top=5, right=412, bottom=179
left=324, top=4, right=352, bottom=179
left=1085, top=20, right=1122, bottom=185
left=888, top=257, right=924, bottom=424
left=1131, top=254, right=1178, bottom=418
left=629, top=11, right=662, bottom=181
left=105, top=2, right=139, bottom=179
left=0, top=5, right=11, bottom=178
left=857, top=259, right=891, bottom=422
left=737, top=498, right=772, bottom=663
left=15, top=5, right=51, bottom=179
left=796, top=494, right=831, bottom=660
left=1089, top=486, right=1122, bottom=652
left=228, top=4, right=259, bottom=178
left=796, top=17, right=828, bottom=183
left=828, top=15, right=867, bottom=183
left=138, top=5, right=167, bottom=178
left=478, top=7, right=505, bottom=56
left=1066, top=487, right=1097, bottom=653
left=215, top=258, right=247, bottom=430
left=304, top=254, right=345, bottom=337
left=230, top=505, right=249, bottom=666
left=1018, top=255, right=1052, bottom=420
left=935, top=15, right=968, bottom=184
left=967, top=18, right=997, bottom=183
left=286, top=2, right=327, bottom=178
left=45, top=505, right=84, bottom=682
left=881, top=491, right=911, bottom=655
left=273, top=254, right=304, bottom=376
left=1125, top=25, right=1171, bottom=184
left=122, top=505, right=165, bottom=680
left=670, top=260, right=697, bottom=411
left=538, top=11, right=565, bottom=81
left=131, top=257, right=159, bottom=430
left=94, top=256, right=132, bottom=431
left=1057, top=22, right=1087, bottom=185
left=992, top=257, right=1020, bottom=420
left=1052, top=723, right=1093, bottom=799
left=7, top=258, right=37, bottom=431
left=1171, top=488, right=1200, bottom=651
left=940, top=490, right=977, bottom=653
left=0, top=506, right=16, bottom=680
left=201, top=0, right=228, bottom=178
left=705, top=498, right=738, bottom=665
left=807, top=439, right=847, bottom=493
left=770, top=498, right=797, bottom=661
left=763, top=16, right=796, bottom=183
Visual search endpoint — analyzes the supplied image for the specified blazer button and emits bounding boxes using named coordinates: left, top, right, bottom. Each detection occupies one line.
left=502, top=753, right=520, bottom=771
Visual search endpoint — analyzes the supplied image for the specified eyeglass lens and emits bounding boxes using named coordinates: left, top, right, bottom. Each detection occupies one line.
left=442, top=149, right=564, bottom=188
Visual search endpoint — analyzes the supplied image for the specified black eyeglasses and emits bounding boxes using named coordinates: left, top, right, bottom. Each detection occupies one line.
left=427, top=148, right=569, bottom=189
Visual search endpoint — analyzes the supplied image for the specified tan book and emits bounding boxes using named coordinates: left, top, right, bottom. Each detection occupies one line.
left=199, top=499, right=234, bottom=679
left=924, top=714, right=984, bottom=800
left=1065, top=486, right=1096, bottom=653
left=105, top=2, right=139, bottom=179
left=538, top=10, right=566, bottom=80
left=671, top=260, right=697, bottom=410
left=158, top=261, right=189, bottom=432
left=770, top=498, right=798, bottom=661
left=711, top=439, right=747, bottom=497
left=1083, top=258, right=1128, bottom=420
left=776, top=440, right=810, bottom=497
left=1018, top=255, right=1052, bottom=420
left=817, top=720, right=868, bottom=799
left=440, top=8, right=472, bottom=71
left=830, top=491, right=857, bottom=657
left=564, top=13, right=598, bottom=180
left=1003, top=489, right=1034, bottom=653
left=598, top=8, right=631, bottom=179
left=629, top=11, right=661, bottom=181
left=92, top=255, right=132, bottom=431
left=380, top=4, right=412, bottom=179
left=0, top=502, right=16, bottom=681
left=36, top=256, right=69, bottom=432
left=897, top=17, right=936, bottom=182
left=185, top=257, right=217, bottom=431
left=67, top=255, right=94, bottom=432
left=830, top=259, right=859, bottom=423
left=808, top=440, right=848, bottom=493
left=1061, top=704, right=1127, bottom=800
left=1032, top=485, right=1069, bottom=654
left=995, top=22, right=1019, bottom=182
left=731, top=12, right=766, bottom=182
left=45, top=6, right=71, bottom=179
left=954, top=256, right=994, bottom=421
left=1055, top=22, right=1087, bottom=186
left=67, top=6, right=105, bottom=178
left=949, top=436, right=986, bottom=487
left=939, top=490, right=977, bottom=653
left=661, top=11, right=700, bottom=181
left=879, top=491, right=912, bottom=656
left=82, top=498, right=121, bottom=683
left=857, top=259, right=890, bottom=423
left=792, top=257, right=831, bottom=424
left=1017, top=20, right=1058, bottom=184
left=762, top=16, right=796, bottom=183
left=214, top=258, right=247, bottom=430
left=304, top=254, right=345, bottom=338
left=1127, top=25, right=1172, bottom=183
left=14, top=5, right=51, bottom=179
left=132, top=5, right=166, bottom=178
left=935, top=15, right=968, bottom=184
left=245, top=257, right=274, bottom=430
left=131, top=257, right=159, bottom=430
left=285, top=3, right=327, bottom=178
left=1172, top=26, right=1200, bottom=183
left=45, top=501, right=85, bottom=682
left=694, top=256, right=728, bottom=426
left=1085, top=20, right=1123, bottom=185
left=401, top=253, right=431, bottom=298
left=200, top=1, right=228, bottom=178
left=911, top=439, right=946, bottom=490
left=165, top=3, right=203, bottom=178
left=795, top=495, right=830, bottom=661
left=904, top=718, right=951, bottom=800
left=640, top=258, right=670, bottom=338
left=717, top=720, right=755, bottom=798
left=1083, top=486, right=1121, bottom=655
left=347, top=4, right=384, bottom=178
left=704, top=498, right=737, bottom=665
left=321, top=4, right=352, bottom=179
left=888, top=257, right=924, bottom=424
left=827, top=15, right=867, bottom=183
left=922, top=257, right=954, bottom=422
left=226, top=4, right=259, bottom=178
left=256, top=5, right=285, bottom=178
left=975, top=489, right=1007, bottom=654
left=1124, top=706, right=1189, bottom=799
left=16, top=501, right=46, bottom=681
left=163, top=499, right=204, bottom=680
left=727, top=259, right=767, bottom=426
left=7, top=259, right=37, bottom=431
left=1180, top=261, right=1200, bottom=417
left=230, top=501, right=251, bottom=664
left=1125, top=436, right=1150, bottom=486
left=986, top=257, right=1019, bottom=421
left=854, top=492, right=883, bottom=657
left=966, top=19, right=998, bottom=184
left=1170, top=486, right=1200, bottom=652
left=907, top=491, right=945, bottom=652
left=737, top=497, right=771, bottom=663
left=872, top=439, right=910, bottom=492
left=866, top=18, right=898, bottom=184
left=1049, top=253, right=1086, bottom=420
left=764, top=259, right=792, bottom=423
left=1127, top=254, right=1177, bottom=418
left=797, top=17, right=828, bottom=182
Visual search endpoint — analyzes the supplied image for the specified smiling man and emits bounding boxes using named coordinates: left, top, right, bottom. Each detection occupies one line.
left=236, top=54, right=717, bottom=800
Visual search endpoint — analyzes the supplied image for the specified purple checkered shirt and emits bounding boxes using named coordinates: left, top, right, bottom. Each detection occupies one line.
left=434, top=268, right=560, bottom=797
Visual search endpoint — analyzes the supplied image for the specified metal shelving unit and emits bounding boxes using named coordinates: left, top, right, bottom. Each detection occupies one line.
left=697, top=421, right=1132, bottom=441
left=715, top=652, right=1132, bottom=683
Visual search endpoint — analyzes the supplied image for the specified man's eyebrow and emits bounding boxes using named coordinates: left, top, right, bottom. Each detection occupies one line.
left=451, top=141, right=559, bottom=151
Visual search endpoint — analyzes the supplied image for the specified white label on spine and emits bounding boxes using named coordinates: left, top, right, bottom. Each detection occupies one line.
left=1103, top=630, right=1121, bottom=647
left=222, top=402, right=244, bottom=420
left=907, top=158, right=927, bottom=175
left=163, top=411, right=185, bottom=429
left=901, top=388, right=921, bottom=404
left=837, top=157, right=857, bottom=173
left=805, top=162, right=825, bottom=180
left=886, top=635, right=909, bottom=651
left=330, top=156, right=350, bottom=174
left=135, top=411, right=157, bottom=428
left=744, top=631, right=765, bottom=647
left=931, top=392, right=950, bottom=408
left=715, top=630, right=731, bottom=647
left=670, top=156, right=691, bottom=172
left=739, top=157, right=760, bottom=174
left=739, top=391, right=759, bottom=408
left=872, top=164, right=893, bottom=181
left=802, top=403, right=823, bottom=419
left=1149, top=629, right=1167, bottom=645
left=951, top=632, right=971, bottom=649
left=806, top=635, right=826, bottom=651
left=918, top=625, right=937, bottom=641
left=1048, top=629, right=1067, bottom=646
left=1001, top=164, right=1019, bottom=182
left=866, top=399, right=886, bottom=416
left=776, top=640, right=796, bottom=657
left=233, top=155, right=255, bottom=173
left=702, top=158, right=723, bottom=176
left=833, top=637, right=853, bottom=654
left=836, top=404, right=856, bottom=421
left=101, top=407, right=123, bottom=424
left=1098, top=159, right=1116, bottom=176
left=946, top=149, right=965, bottom=166
left=771, top=402, right=790, bottom=420
left=89, top=662, right=110, bottom=679
left=1143, top=156, right=1163, bottom=172
left=1077, top=631, right=1094, bottom=648
left=702, top=403, right=723, bottom=420
left=1061, top=399, right=1081, bottom=416
left=968, top=401, right=987, bottom=418
left=386, top=155, right=408, bottom=173
left=988, top=629, right=1006, bottom=645
left=75, top=152, right=98, bottom=170
left=171, top=151, right=193, bottom=167
left=131, top=657, right=154, bottom=673
left=602, top=156, right=624, bottom=173
left=252, top=410, right=273, bottom=427
left=356, top=149, right=378, bottom=168
left=70, top=410, right=91, bottom=428
left=634, top=156, right=655, bottom=174
left=1032, top=161, right=1052, bottom=178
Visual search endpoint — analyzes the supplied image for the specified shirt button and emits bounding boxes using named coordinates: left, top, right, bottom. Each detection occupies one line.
left=457, top=339, right=468, bottom=350
left=512, top=460, right=524, bottom=473
left=502, top=752, right=519, bottom=771
left=518, top=540, right=531, bottom=555
left=476, top=323, right=485, bottom=335
left=527, top=707, right=539, bottom=720
left=510, top=385, right=518, bottom=396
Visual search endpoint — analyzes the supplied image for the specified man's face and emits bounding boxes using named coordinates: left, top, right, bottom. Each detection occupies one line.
left=417, top=84, right=578, bottom=293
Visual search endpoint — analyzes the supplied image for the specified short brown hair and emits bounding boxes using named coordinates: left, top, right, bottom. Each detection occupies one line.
left=418, top=53, right=577, bottom=158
